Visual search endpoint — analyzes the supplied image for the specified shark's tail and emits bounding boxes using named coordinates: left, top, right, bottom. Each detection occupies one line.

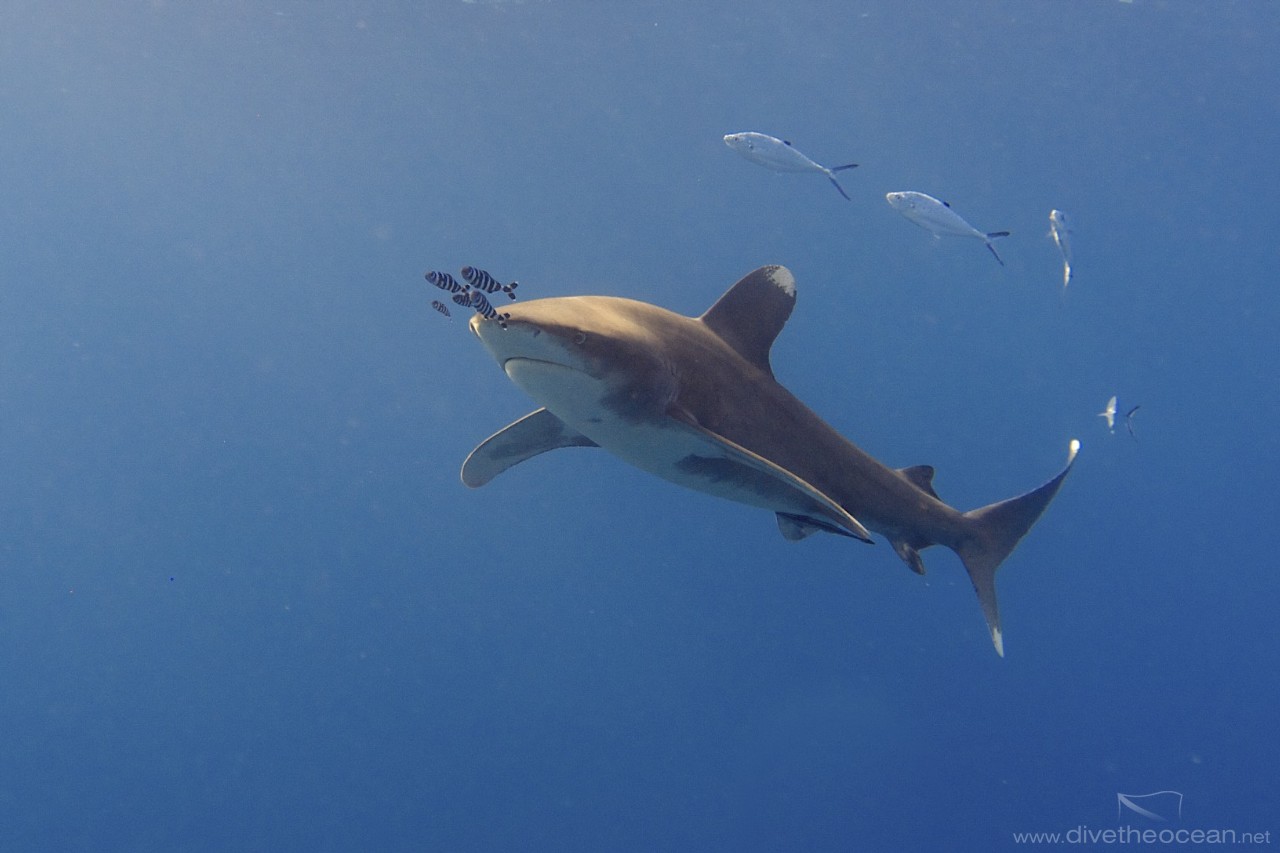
left=954, top=440, right=1079, bottom=656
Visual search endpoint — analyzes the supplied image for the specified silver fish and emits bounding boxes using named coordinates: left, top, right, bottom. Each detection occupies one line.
left=723, top=132, right=858, bottom=200
left=1049, top=209, right=1073, bottom=289
left=1099, top=395, right=1117, bottom=432
left=885, top=191, right=1010, bottom=266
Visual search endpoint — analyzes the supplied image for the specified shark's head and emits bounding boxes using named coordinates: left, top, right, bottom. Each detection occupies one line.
left=469, top=296, right=680, bottom=426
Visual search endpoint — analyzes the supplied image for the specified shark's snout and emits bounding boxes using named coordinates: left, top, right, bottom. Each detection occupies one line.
left=471, top=313, right=570, bottom=374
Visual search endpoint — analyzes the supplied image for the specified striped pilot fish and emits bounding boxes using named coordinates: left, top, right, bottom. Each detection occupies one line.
left=461, top=266, right=518, bottom=299
left=426, top=270, right=466, bottom=294
left=427, top=266, right=512, bottom=325
left=468, top=289, right=505, bottom=323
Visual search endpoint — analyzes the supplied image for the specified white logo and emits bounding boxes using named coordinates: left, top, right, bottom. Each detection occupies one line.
left=1117, top=791, right=1184, bottom=822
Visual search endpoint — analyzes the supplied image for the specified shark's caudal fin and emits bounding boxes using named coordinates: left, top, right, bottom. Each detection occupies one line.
left=955, top=440, right=1080, bottom=656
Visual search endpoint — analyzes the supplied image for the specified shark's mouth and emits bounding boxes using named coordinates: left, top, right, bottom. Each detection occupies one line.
left=502, top=356, right=575, bottom=372
left=502, top=356, right=591, bottom=385
left=501, top=358, right=603, bottom=423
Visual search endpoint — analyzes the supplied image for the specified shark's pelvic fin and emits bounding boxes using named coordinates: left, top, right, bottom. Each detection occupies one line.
left=955, top=440, right=1080, bottom=656
left=699, top=265, right=796, bottom=377
left=666, top=404, right=874, bottom=543
left=461, top=408, right=598, bottom=488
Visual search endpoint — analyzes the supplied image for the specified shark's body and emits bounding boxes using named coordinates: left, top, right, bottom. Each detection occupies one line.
left=463, top=266, right=1077, bottom=654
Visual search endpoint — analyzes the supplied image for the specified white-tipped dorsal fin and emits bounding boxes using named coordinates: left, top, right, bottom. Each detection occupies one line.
left=699, top=265, right=796, bottom=377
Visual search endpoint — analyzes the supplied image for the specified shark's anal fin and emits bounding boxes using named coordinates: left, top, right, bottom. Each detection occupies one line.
left=666, top=405, right=874, bottom=543
left=890, top=461, right=942, bottom=568
left=461, top=408, right=598, bottom=488
left=891, top=539, right=927, bottom=575
left=884, top=466, right=940, bottom=573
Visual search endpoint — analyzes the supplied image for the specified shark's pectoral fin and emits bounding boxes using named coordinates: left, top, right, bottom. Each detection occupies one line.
left=461, top=408, right=598, bottom=488
left=777, top=512, right=863, bottom=542
left=666, top=405, right=873, bottom=543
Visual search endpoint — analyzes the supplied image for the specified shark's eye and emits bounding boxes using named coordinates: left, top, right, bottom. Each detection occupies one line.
left=574, top=331, right=587, bottom=345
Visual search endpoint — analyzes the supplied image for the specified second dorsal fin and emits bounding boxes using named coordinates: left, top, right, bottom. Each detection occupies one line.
left=898, top=464, right=939, bottom=499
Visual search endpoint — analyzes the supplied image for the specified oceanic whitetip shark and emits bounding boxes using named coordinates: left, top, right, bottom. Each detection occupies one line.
left=462, top=266, right=1078, bottom=655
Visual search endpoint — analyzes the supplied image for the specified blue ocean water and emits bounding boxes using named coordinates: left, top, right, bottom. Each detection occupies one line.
left=2, top=2, right=1276, bottom=850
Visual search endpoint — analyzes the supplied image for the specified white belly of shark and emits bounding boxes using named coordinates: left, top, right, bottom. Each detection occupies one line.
left=461, top=266, right=1079, bottom=656
left=503, top=356, right=812, bottom=514
left=500, top=357, right=682, bottom=474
